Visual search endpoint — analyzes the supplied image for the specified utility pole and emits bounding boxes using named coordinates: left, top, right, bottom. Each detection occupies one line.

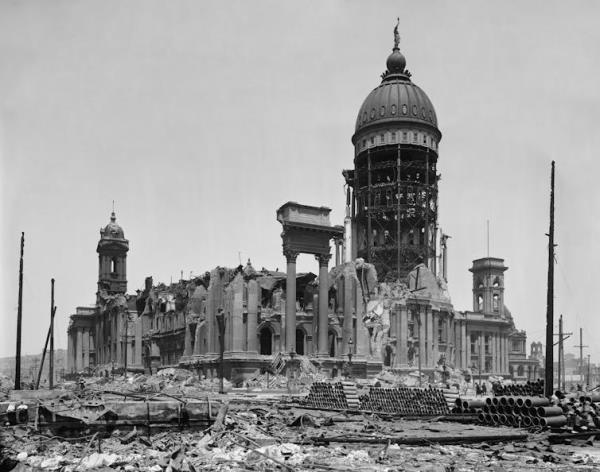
left=575, top=328, right=588, bottom=388
left=49, top=278, right=55, bottom=388
left=557, top=315, right=562, bottom=391
left=587, top=354, right=591, bottom=390
left=15, top=232, right=25, bottom=390
left=553, top=314, right=572, bottom=392
left=544, top=161, right=555, bottom=397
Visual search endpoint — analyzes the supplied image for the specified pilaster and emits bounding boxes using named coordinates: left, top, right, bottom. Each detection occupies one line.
left=247, top=279, right=259, bottom=353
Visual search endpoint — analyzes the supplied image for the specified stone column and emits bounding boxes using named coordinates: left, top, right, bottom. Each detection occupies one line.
left=231, top=274, right=244, bottom=352
left=492, top=332, right=497, bottom=374
left=317, top=254, right=331, bottom=357
left=83, top=329, right=90, bottom=370
left=247, top=279, right=259, bottom=353
left=399, top=305, right=408, bottom=366
left=183, top=323, right=193, bottom=357
left=284, top=250, right=298, bottom=353
left=418, top=307, right=426, bottom=368
left=75, top=328, right=83, bottom=372
left=461, top=321, right=467, bottom=370
left=116, top=313, right=122, bottom=367
left=426, top=307, right=433, bottom=367
left=432, top=312, right=439, bottom=363
left=67, top=331, right=74, bottom=373
left=135, top=318, right=142, bottom=365
left=465, top=324, right=471, bottom=371
left=355, top=282, right=369, bottom=357
left=342, top=270, right=354, bottom=357
left=479, top=332, right=485, bottom=376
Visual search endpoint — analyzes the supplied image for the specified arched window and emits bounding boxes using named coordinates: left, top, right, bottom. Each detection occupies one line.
left=295, top=329, right=305, bottom=355
left=493, top=277, right=500, bottom=288
left=517, top=365, right=524, bottom=377
left=259, top=326, right=273, bottom=355
left=477, top=295, right=484, bottom=312
left=111, top=258, right=117, bottom=274
left=493, top=294, right=499, bottom=312
left=328, top=330, right=337, bottom=357
left=383, top=345, right=393, bottom=367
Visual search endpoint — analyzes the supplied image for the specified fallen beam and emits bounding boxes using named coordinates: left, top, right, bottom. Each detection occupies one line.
left=306, top=432, right=528, bottom=446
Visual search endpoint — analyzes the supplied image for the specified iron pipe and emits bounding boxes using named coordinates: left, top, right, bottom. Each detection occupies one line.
left=537, top=406, right=564, bottom=417
left=540, top=415, right=567, bottom=428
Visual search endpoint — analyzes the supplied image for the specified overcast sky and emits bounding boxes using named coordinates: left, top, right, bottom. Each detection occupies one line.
left=1, top=1, right=599, bottom=363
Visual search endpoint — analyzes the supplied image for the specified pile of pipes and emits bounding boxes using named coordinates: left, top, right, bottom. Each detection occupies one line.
left=359, top=387, right=450, bottom=416
left=492, top=380, right=544, bottom=396
left=304, top=382, right=350, bottom=409
left=555, top=391, right=600, bottom=430
left=453, top=396, right=567, bottom=428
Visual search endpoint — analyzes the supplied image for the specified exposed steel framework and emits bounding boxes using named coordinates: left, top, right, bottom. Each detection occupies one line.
left=345, top=142, right=438, bottom=281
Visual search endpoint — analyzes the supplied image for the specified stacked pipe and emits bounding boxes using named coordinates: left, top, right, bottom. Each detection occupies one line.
left=359, top=387, right=450, bottom=416
left=553, top=391, right=600, bottom=430
left=452, top=395, right=567, bottom=429
left=492, top=380, right=544, bottom=396
left=305, top=382, right=349, bottom=410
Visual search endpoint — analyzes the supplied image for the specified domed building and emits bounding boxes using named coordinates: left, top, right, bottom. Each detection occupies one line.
left=343, top=29, right=442, bottom=281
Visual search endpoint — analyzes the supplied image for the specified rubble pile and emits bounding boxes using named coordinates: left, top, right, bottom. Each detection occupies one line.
left=0, top=374, right=12, bottom=401
left=3, top=399, right=600, bottom=471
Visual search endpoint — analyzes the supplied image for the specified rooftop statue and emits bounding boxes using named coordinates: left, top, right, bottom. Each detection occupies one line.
left=394, top=17, right=400, bottom=49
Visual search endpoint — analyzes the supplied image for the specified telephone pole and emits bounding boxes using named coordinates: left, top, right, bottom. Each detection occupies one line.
left=544, top=161, right=555, bottom=397
left=575, top=328, right=588, bottom=387
left=553, top=315, right=572, bottom=392
left=14, top=232, right=25, bottom=390
left=49, top=278, right=55, bottom=388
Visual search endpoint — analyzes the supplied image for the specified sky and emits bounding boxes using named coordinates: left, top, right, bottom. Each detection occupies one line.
left=1, top=0, right=599, bottom=363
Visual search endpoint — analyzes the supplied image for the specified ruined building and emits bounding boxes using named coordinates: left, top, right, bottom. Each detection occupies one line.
left=67, top=212, right=142, bottom=375
left=66, top=28, right=539, bottom=383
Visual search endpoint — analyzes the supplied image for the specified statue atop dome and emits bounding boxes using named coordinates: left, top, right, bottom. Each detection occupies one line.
left=394, top=18, right=400, bottom=49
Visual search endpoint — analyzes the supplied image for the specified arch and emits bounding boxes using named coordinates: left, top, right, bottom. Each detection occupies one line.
left=259, top=325, right=273, bottom=355
left=517, top=365, right=524, bottom=377
left=383, top=345, right=393, bottom=367
left=328, top=329, right=337, bottom=357
left=111, top=258, right=118, bottom=274
left=493, top=277, right=501, bottom=288
left=492, top=294, right=499, bottom=311
left=296, top=328, right=306, bottom=355
left=477, top=295, right=484, bottom=312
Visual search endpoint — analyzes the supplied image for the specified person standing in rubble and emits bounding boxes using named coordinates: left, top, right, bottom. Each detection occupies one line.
left=78, top=376, right=85, bottom=391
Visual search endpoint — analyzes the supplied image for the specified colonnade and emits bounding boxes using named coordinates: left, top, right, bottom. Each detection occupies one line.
left=284, top=250, right=331, bottom=356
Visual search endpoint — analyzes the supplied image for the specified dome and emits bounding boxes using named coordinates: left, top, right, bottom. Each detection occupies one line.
left=100, top=212, right=125, bottom=239
left=352, top=41, right=440, bottom=143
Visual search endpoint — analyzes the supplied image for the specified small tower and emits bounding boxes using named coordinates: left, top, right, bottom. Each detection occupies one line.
left=469, top=257, right=507, bottom=315
left=97, top=211, right=129, bottom=296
